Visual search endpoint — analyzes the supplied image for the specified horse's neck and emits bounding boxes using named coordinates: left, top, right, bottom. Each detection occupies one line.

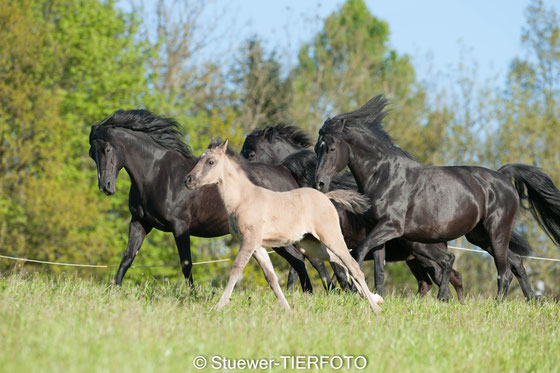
left=272, top=140, right=302, bottom=162
left=217, top=157, right=256, bottom=215
left=117, top=130, right=193, bottom=191
left=347, top=137, right=418, bottom=193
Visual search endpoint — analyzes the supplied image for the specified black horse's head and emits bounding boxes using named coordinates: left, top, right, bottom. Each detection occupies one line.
left=314, top=95, right=389, bottom=192
left=314, top=126, right=351, bottom=193
left=241, top=124, right=312, bottom=164
left=89, top=123, right=124, bottom=196
left=89, top=109, right=193, bottom=196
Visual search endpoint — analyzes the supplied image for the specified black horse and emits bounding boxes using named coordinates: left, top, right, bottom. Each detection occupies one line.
left=241, top=124, right=464, bottom=300
left=314, top=95, right=559, bottom=300
left=89, top=109, right=332, bottom=292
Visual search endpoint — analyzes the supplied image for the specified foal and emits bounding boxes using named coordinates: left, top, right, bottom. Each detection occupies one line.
left=185, top=140, right=383, bottom=313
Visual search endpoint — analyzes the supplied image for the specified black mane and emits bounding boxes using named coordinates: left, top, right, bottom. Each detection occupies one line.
left=90, top=109, right=193, bottom=159
left=248, top=123, right=312, bottom=149
left=319, top=95, right=414, bottom=159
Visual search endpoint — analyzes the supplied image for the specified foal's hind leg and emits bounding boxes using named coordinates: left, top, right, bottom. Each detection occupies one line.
left=253, top=247, right=290, bottom=310
left=317, top=231, right=382, bottom=313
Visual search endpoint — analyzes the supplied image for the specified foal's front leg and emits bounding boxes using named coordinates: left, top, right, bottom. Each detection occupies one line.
left=215, top=236, right=259, bottom=311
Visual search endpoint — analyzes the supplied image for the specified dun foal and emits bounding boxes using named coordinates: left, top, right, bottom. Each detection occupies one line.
left=185, top=140, right=383, bottom=313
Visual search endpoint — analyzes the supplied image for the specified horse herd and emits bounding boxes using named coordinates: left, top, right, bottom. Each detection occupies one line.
left=89, top=95, right=560, bottom=313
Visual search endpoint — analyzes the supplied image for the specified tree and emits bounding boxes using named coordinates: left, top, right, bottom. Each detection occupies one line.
left=287, top=0, right=447, bottom=163
left=0, top=0, right=151, bottom=271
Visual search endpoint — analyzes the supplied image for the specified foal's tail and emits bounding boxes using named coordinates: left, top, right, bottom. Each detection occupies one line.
left=326, top=190, right=370, bottom=215
left=499, top=163, right=560, bottom=245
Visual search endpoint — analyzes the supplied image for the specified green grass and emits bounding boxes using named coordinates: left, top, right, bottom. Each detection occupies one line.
left=0, top=273, right=558, bottom=373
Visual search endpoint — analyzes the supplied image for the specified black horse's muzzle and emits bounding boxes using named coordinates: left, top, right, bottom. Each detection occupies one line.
left=314, top=176, right=331, bottom=193
left=185, top=174, right=197, bottom=190
left=100, top=180, right=115, bottom=196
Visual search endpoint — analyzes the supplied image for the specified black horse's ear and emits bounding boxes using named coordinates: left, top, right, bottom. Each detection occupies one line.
left=264, top=126, right=276, bottom=141
left=341, top=119, right=346, bottom=130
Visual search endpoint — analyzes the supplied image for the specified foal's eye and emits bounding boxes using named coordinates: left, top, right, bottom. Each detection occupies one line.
left=208, top=159, right=214, bottom=165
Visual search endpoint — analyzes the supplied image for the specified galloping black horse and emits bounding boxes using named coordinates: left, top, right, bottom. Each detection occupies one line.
left=241, top=124, right=464, bottom=300
left=314, top=95, right=560, bottom=300
left=89, top=109, right=331, bottom=292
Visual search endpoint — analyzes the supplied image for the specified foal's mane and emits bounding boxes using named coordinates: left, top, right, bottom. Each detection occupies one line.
left=249, top=123, right=312, bottom=149
left=319, top=95, right=415, bottom=159
left=90, top=109, right=194, bottom=159
left=208, top=142, right=257, bottom=181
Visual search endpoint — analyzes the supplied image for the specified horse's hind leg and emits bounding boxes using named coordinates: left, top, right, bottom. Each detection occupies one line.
left=307, top=257, right=335, bottom=291
left=410, top=243, right=454, bottom=301
left=406, top=258, right=433, bottom=296
left=253, top=247, right=290, bottom=310
left=449, top=269, right=464, bottom=303
left=508, top=252, right=536, bottom=301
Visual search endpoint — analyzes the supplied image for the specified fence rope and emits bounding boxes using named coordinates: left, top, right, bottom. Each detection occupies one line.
left=0, top=250, right=277, bottom=268
left=447, top=245, right=560, bottom=262
left=0, top=247, right=559, bottom=269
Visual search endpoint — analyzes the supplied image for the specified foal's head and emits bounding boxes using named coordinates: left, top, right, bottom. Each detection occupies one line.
left=185, top=139, right=229, bottom=190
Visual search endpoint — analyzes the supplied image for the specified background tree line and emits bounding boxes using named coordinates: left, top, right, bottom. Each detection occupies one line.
left=1, top=0, right=558, bottom=296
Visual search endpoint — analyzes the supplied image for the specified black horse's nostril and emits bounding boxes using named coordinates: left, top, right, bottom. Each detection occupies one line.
left=317, top=181, right=325, bottom=190
left=186, top=175, right=192, bottom=186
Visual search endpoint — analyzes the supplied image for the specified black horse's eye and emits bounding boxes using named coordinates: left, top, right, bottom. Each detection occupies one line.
left=248, top=151, right=255, bottom=159
left=329, top=147, right=336, bottom=152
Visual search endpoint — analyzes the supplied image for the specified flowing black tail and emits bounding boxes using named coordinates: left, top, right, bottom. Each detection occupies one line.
left=499, top=163, right=560, bottom=245
left=509, top=231, right=533, bottom=256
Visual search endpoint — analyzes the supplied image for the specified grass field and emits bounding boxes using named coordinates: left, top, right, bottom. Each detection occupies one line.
left=0, top=272, right=558, bottom=373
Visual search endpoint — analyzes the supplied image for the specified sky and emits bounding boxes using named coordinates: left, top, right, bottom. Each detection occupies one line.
left=219, top=0, right=557, bottom=84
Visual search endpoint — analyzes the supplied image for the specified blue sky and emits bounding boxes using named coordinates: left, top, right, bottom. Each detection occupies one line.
left=221, top=0, right=557, bottom=83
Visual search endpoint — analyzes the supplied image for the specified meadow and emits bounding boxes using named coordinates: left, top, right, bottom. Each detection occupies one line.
left=0, top=272, right=558, bottom=373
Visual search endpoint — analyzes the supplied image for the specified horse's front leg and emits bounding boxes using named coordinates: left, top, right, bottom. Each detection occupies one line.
left=352, top=219, right=403, bottom=296
left=115, top=219, right=151, bottom=285
left=273, top=245, right=313, bottom=293
left=174, top=229, right=193, bottom=287
left=215, top=236, right=260, bottom=311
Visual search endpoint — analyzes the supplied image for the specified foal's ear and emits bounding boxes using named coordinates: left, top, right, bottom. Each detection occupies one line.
left=218, top=138, right=229, bottom=153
